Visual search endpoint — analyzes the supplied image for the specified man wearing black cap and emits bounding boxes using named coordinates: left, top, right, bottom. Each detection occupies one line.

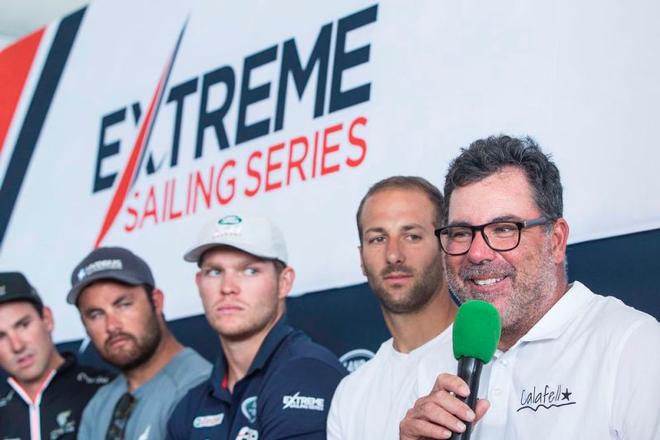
left=167, top=214, right=346, bottom=440
left=0, top=271, right=111, bottom=440
left=68, top=247, right=211, bottom=440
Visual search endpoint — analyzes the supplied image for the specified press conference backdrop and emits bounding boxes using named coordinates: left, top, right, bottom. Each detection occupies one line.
left=0, top=0, right=659, bottom=367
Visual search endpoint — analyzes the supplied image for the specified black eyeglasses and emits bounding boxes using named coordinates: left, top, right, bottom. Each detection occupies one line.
left=105, top=392, right=136, bottom=440
left=434, top=217, right=552, bottom=256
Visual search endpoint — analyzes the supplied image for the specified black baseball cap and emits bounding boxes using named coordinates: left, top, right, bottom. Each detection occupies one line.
left=67, top=247, right=155, bottom=305
left=0, top=272, right=43, bottom=309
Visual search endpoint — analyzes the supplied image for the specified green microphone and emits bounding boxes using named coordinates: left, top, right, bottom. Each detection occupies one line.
left=450, top=300, right=501, bottom=440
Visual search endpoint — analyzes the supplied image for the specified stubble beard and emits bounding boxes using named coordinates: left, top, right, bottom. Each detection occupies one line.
left=215, top=284, right=282, bottom=344
left=101, top=310, right=162, bottom=372
left=368, top=255, right=444, bottom=315
left=447, top=238, right=558, bottom=343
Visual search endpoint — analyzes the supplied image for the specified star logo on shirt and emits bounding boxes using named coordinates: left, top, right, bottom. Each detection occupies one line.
left=561, top=389, right=572, bottom=401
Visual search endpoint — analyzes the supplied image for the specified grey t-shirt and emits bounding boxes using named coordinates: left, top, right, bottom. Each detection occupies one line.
left=78, top=347, right=211, bottom=440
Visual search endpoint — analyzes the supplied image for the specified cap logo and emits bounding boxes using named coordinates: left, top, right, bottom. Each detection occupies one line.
left=212, top=225, right=242, bottom=238
left=0, top=285, right=5, bottom=296
left=218, top=215, right=242, bottom=225
left=78, top=259, right=123, bottom=280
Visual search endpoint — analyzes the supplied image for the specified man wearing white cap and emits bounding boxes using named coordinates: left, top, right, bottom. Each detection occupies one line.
left=167, top=214, right=346, bottom=440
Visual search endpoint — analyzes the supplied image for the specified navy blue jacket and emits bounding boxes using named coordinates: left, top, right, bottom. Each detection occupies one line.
left=0, top=352, right=112, bottom=440
left=167, top=321, right=346, bottom=439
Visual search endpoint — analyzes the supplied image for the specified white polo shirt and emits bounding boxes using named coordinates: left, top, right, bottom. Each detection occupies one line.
left=416, top=281, right=660, bottom=440
left=328, top=326, right=455, bottom=440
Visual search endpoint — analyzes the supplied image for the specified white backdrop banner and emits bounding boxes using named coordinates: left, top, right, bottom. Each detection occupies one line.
left=1, top=0, right=659, bottom=341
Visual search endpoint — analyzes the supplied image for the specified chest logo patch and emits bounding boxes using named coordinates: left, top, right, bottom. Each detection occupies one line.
left=0, top=389, right=14, bottom=408
left=517, top=384, right=576, bottom=413
left=236, top=426, right=258, bottom=440
left=49, top=410, right=75, bottom=439
left=193, top=413, right=224, bottom=428
left=241, top=396, right=258, bottom=423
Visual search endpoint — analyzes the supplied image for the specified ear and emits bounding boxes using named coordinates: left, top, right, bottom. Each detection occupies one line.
left=277, top=267, right=295, bottom=300
left=550, top=218, right=570, bottom=265
left=358, top=245, right=367, bottom=276
left=150, top=288, right=165, bottom=314
left=195, top=271, right=202, bottom=291
left=42, top=306, right=55, bottom=333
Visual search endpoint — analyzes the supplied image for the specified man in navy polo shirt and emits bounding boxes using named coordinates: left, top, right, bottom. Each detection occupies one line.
left=167, top=214, right=346, bottom=440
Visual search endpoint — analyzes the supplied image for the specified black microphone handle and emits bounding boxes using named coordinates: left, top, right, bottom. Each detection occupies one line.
left=449, top=357, right=483, bottom=440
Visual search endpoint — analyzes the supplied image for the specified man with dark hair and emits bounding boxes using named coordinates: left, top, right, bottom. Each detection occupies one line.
left=0, top=271, right=111, bottom=440
left=167, top=214, right=346, bottom=439
left=69, top=247, right=211, bottom=440
left=328, top=176, right=457, bottom=439
left=400, top=135, right=660, bottom=439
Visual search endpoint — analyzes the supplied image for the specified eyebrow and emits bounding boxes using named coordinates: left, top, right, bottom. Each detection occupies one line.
left=112, top=293, right=133, bottom=307
left=364, top=223, right=425, bottom=234
left=12, top=314, right=32, bottom=329
left=447, top=215, right=522, bottom=227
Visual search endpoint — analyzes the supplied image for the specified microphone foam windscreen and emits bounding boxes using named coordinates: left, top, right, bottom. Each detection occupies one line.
left=452, top=300, right=501, bottom=363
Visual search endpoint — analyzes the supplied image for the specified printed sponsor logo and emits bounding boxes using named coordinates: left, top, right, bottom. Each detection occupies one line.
left=213, top=224, right=242, bottom=238
left=282, top=392, right=324, bottom=411
left=219, top=215, right=242, bottom=225
left=517, top=384, right=576, bottom=413
left=241, top=396, right=257, bottom=423
left=193, top=413, right=224, bottom=428
left=76, top=371, right=111, bottom=385
left=339, top=348, right=375, bottom=373
left=49, top=410, right=75, bottom=439
left=89, top=5, right=377, bottom=246
left=236, top=426, right=258, bottom=440
left=78, top=259, right=123, bottom=280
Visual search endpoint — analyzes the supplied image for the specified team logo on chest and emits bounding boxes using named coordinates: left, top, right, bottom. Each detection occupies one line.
left=241, top=396, right=258, bottom=423
left=517, top=383, right=576, bottom=413
left=49, top=410, right=75, bottom=439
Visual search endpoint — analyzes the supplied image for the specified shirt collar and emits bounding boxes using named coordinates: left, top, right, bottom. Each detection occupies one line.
left=209, top=319, right=293, bottom=396
left=517, top=281, right=592, bottom=344
left=57, top=351, right=77, bottom=373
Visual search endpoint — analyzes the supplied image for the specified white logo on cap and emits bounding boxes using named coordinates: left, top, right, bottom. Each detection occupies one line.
left=79, top=259, right=123, bottom=280
left=0, top=285, right=5, bottom=296
left=213, top=225, right=243, bottom=238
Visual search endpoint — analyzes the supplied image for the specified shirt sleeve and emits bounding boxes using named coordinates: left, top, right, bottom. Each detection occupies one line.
left=258, top=358, right=344, bottom=440
left=326, top=377, right=347, bottom=440
left=76, top=396, right=96, bottom=440
left=610, top=317, right=660, bottom=439
left=166, top=396, right=190, bottom=440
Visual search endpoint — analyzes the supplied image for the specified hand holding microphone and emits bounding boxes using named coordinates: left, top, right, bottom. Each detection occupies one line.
left=400, top=300, right=501, bottom=440
left=450, top=300, right=501, bottom=439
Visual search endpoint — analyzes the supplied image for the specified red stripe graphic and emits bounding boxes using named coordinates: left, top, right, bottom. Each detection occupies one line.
left=0, top=28, right=45, bottom=155
left=94, top=21, right=187, bottom=248
left=94, top=66, right=169, bottom=248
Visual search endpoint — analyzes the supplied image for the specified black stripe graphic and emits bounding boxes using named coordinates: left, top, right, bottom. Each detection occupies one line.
left=0, top=8, right=86, bottom=249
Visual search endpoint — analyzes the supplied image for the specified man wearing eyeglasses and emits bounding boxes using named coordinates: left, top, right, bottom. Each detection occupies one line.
left=400, top=135, right=660, bottom=439
left=167, top=214, right=346, bottom=440
left=327, top=176, right=457, bottom=440
left=68, top=247, right=211, bottom=440
left=0, top=272, right=111, bottom=440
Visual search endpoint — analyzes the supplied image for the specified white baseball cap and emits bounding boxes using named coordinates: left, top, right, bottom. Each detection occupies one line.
left=183, top=214, right=288, bottom=265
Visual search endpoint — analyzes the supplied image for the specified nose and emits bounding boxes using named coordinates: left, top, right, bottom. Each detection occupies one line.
left=466, top=230, right=497, bottom=264
left=8, top=332, right=25, bottom=353
left=105, top=312, right=122, bottom=335
left=220, top=272, right=239, bottom=296
left=385, top=238, right=405, bottom=265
